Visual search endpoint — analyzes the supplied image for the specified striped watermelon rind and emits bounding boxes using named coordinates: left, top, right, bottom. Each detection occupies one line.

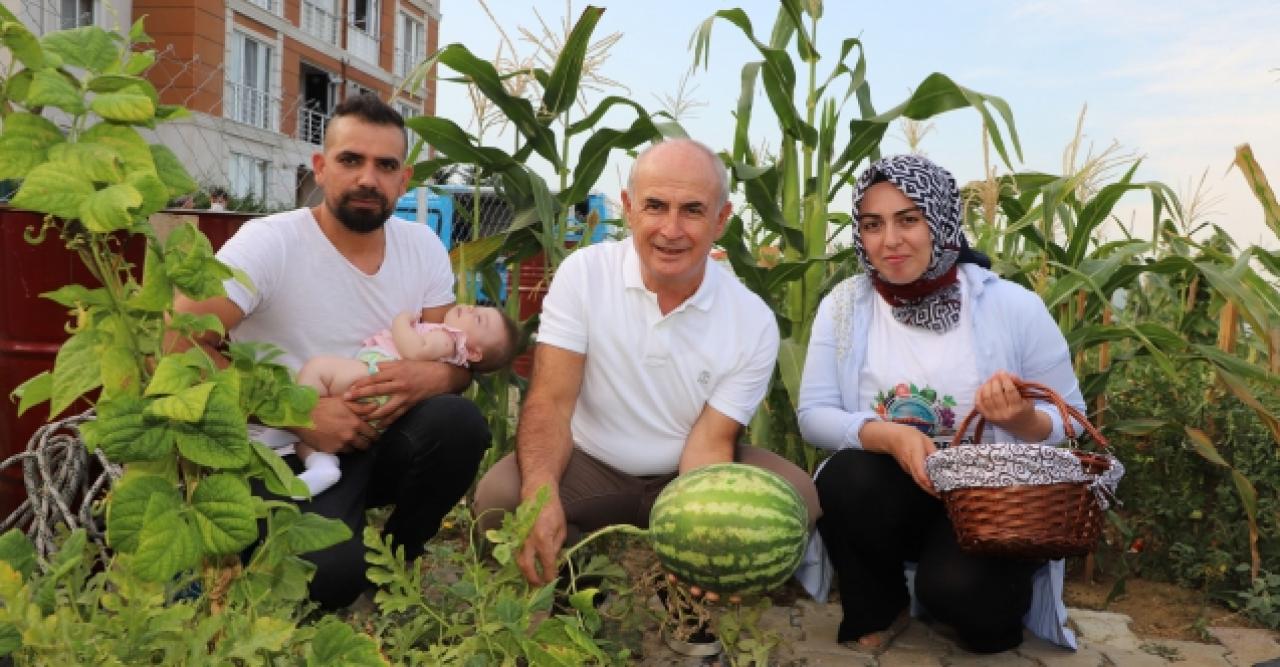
left=648, top=463, right=807, bottom=596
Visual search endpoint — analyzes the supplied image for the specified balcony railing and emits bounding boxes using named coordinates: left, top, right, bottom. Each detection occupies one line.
left=245, top=0, right=279, bottom=14
left=297, top=105, right=330, bottom=146
left=301, top=0, right=339, bottom=45
left=224, top=80, right=280, bottom=132
left=347, top=24, right=379, bottom=65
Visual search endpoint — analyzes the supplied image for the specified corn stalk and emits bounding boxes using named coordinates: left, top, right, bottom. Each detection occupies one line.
left=690, top=0, right=1021, bottom=465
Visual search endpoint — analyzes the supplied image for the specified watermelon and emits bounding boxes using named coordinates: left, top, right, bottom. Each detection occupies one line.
left=648, top=463, right=808, bottom=596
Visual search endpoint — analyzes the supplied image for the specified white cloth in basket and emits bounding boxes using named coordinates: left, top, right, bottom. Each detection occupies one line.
left=926, top=443, right=1124, bottom=509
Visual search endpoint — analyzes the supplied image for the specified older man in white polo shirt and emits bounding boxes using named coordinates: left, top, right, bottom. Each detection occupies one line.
left=473, top=138, right=819, bottom=652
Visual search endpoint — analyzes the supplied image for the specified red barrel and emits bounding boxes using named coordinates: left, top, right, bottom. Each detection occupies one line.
left=0, top=207, right=249, bottom=517
left=511, top=252, right=553, bottom=379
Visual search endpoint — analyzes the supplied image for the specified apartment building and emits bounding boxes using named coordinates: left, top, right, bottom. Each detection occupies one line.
left=5, top=0, right=439, bottom=208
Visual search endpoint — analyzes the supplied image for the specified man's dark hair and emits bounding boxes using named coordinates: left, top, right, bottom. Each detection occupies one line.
left=326, top=94, right=408, bottom=154
left=472, top=309, right=522, bottom=374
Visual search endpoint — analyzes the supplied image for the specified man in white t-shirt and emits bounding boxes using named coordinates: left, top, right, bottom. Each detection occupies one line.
left=171, top=95, right=489, bottom=609
left=472, top=139, right=819, bottom=656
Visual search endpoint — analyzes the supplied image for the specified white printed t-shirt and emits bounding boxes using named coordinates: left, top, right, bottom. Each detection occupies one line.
left=858, top=272, right=981, bottom=447
left=537, top=240, right=779, bottom=476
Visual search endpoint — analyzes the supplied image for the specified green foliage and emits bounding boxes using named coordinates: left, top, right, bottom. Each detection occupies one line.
left=0, top=13, right=372, bottom=661
left=717, top=599, right=783, bottom=667
left=1231, top=566, right=1280, bottom=629
left=0, top=529, right=383, bottom=664
left=410, top=6, right=668, bottom=279
left=364, top=493, right=637, bottom=665
left=690, top=2, right=1021, bottom=467
left=969, top=145, right=1280, bottom=623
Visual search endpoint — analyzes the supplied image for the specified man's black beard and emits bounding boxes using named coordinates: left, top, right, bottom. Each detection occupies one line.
left=331, top=188, right=391, bottom=233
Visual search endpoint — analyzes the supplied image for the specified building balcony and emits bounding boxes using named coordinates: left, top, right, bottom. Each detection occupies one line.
left=297, top=105, right=330, bottom=146
left=347, top=24, right=379, bottom=66
left=245, top=0, right=280, bottom=15
left=301, top=0, right=340, bottom=46
left=224, top=80, right=280, bottom=132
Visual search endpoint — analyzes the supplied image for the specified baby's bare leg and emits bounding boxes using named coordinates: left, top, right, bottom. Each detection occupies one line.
left=297, top=356, right=372, bottom=397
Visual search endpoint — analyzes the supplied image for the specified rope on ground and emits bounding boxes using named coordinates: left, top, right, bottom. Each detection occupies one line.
left=0, top=410, right=119, bottom=565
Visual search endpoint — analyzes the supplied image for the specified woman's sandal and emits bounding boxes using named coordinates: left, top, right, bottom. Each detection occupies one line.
left=840, top=610, right=911, bottom=656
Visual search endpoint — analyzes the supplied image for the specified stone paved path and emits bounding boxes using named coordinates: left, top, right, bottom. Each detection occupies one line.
left=634, top=600, right=1280, bottom=666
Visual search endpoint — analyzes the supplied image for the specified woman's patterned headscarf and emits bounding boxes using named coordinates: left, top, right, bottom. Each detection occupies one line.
left=850, top=154, right=987, bottom=333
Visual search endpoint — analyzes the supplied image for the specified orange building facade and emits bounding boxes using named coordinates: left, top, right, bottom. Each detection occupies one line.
left=6, top=0, right=440, bottom=207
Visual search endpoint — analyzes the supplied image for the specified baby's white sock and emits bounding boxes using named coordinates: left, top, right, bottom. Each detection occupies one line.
left=294, top=451, right=341, bottom=499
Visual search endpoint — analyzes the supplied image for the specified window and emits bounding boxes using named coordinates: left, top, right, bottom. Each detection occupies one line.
left=301, top=0, right=340, bottom=45
left=226, top=31, right=277, bottom=130
left=59, top=0, right=95, bottom=29
left=347, top=0, right=380, bottom=64
left=245, top=0, right=279, bottom=14
left=350, top=0, right=378, bottom=34
left=229, top=152, right=269, bottom=202
left=395, top=12, right=426, bottom=77
left=395, top=101, right=418, bottom=120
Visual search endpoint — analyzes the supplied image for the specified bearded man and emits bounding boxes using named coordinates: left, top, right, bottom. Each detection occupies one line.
left=171, top=94, right=489, bottom=609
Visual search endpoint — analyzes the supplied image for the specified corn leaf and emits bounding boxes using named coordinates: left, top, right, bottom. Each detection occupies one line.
left=540, top=6, right=604, bottom=117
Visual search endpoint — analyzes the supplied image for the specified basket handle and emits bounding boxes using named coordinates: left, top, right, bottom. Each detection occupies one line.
left=948, top=379, right=1108, bottom=449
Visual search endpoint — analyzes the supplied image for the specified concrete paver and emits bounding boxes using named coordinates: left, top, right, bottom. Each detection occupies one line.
left=1094, top=646, right=1173, bottom=666
left=1070, top=609, right=1144, bottom=651
left=943, top=650, right=1036, bottom=665
left=1210, top=626, right=1280, bottom=667
left=630, top=598, right=1279, bottom=666
left=878, top=649, right=944, bottom=666
left=1148, top=639, right=1232, bottom=666
left=1018, top=635, right=1106, bottom=667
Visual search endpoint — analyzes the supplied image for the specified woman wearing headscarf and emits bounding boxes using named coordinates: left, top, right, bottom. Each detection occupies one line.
left=795, top=154, right=1086, bottom=654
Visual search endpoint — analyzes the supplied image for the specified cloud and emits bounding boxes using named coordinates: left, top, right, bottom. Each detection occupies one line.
left=1009, top=0, right=1189, bottom=36
left=1102, top=40, right=1276, bottom=96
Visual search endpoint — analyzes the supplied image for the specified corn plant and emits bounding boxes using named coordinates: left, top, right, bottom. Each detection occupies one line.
left=409, top=5, right=668, bottom=277
left=690, top=0, right=1022, bottom=466
left=968, top=133, right=1280, bottom=590
left=403, top=5, right=670, bottom=462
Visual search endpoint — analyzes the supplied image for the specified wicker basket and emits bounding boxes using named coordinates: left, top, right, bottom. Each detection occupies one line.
left=925, top=381, right=1120, bottom=560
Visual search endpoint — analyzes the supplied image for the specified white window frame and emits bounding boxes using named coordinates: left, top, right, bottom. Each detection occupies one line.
left=229, top=152, right=270, bottom=202
left=347, top=0, right=381, bottom=65
left=244, top=0, right=282, bottom=16
left=394, top=11, right=426, bottom=78
left=226, top=29, right=280, bottom=131
left=301, top=0, right=340, bottom=45
left=395, top=100, right=418, bottom=120
left=59, top=0, right=97, bottom=29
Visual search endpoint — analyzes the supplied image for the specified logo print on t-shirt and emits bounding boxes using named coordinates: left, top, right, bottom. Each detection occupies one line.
left=697, top=370, right=711, bottom=386
left=872, top=383, right=956, bottom=437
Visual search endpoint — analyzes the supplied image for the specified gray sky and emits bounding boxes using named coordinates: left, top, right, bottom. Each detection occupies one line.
left=436, top=1, right=1280, bottom=250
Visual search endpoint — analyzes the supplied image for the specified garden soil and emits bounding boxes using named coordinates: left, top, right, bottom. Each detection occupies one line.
left=1062, top=573, right=1262, bottom=641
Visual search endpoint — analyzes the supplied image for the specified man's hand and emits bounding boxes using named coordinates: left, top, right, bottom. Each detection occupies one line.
left=295, top=396, right=379, bottom=453
left=861, top=420, right=938, bottom=496
left=344, top=359, right=451, bottom=427
left=517, top=492, right=567, bottom=586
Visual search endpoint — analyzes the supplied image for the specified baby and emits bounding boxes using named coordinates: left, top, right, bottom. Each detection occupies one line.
left=293, top=303, right=519, bottom=497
